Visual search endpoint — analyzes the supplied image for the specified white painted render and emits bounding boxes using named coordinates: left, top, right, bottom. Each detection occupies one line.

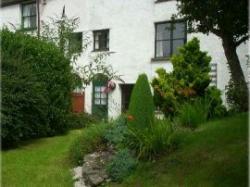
left=0, top=0, right=248, bottom=118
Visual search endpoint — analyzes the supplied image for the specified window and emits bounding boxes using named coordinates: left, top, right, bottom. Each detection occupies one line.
left=69, top=32, right=83, bottom=53
left=94, top=86, right=107, bottom=105
left=21, top=2, right=37, bottom=29
left=93, top=29, right=109, bottom=51
left=155, top=20, right=186, bottom=58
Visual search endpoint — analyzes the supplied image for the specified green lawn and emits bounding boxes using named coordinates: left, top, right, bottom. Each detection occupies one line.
left=2, top=130, right=82, bottom=187
left=108, top=113, right=248, bottom=187
left=2, top=114, right=248, bottom=187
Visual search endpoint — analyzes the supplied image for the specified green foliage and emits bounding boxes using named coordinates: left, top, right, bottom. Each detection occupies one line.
left=1, top=57, right=48, bottom=147
left=176, top=99, right=209, bottom=129
left=128, top=74, right=154, bottom=129
left=205, top=86, right=227, bottom=118
left=69, top=123, right=108, bottom=165
left=152, top=38, right=226, bottom=118
left=126, top=119, right=173, bottom=160
left=171, top=38, right=211, bottom=96
left=1, top=29, right=76, bottom=147
left=104, top=115, right=128, bottom=148
left=176, top=0, right=249, bottom=112
left=106, top=149, right=137, bottom=182
left=226, top=79, right=248, bottom=112
left=67, top=112, right=99, bottom=129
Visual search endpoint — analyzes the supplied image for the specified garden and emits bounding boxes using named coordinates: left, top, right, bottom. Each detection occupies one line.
left=1, top=3, right=248, bottom=186
left=1, top=27, right=248, bottom=186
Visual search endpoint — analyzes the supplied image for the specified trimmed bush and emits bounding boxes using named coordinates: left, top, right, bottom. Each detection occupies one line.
left=69, top=123, right=109, bottom=165
left=106, top=149, right=137, bottom=182
left=1, top=29, right=76, bottom=147
left=128, top=74, right=154, bottom=129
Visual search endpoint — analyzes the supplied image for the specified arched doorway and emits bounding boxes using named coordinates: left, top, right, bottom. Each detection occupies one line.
left=92, top=74, right=108, bottom=119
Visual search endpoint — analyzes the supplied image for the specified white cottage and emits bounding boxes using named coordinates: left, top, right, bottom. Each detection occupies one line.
left=1, top=0, right=248, bottom=119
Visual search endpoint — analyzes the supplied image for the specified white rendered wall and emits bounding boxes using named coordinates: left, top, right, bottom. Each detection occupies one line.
left=0, top=0, right=248, bottom=118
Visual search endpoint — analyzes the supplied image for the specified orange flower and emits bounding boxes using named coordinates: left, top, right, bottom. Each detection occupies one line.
left=127, top=115, right=134, bottom=121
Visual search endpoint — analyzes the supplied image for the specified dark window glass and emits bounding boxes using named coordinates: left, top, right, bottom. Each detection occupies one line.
left=93, top=30, right=109, bottom=51
left=155, top=21, right=186, bottom=58
left=69, top=32, right=83, bottom=53
left=22, top=2, right=37, bottom=29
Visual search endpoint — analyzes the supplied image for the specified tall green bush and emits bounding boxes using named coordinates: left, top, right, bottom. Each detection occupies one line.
left=152, top=38, right=225, bottom=118
left=1, top=29, right=76, bottom=147
left=128, top=74, right=154, bottom=129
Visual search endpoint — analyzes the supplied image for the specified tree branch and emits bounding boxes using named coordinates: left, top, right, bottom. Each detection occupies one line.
left=211, top=28, right=221, bottom=37
left=236, top=35, right=249, bottom=47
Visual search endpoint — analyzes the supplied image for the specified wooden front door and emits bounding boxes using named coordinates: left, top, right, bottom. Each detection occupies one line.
left=92, top=75, right=108, bottom=119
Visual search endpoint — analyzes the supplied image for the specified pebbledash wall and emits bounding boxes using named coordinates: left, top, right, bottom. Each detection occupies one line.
left=1, top=0, right=248, bottom=119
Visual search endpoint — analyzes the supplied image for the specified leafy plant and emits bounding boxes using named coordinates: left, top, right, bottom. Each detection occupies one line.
left=128, top=74, right=154, bottom=129
left=104, top=115, right=128, bottom=148
left=176, top=0, right=249, bottom=110
left=152, top=38, right=226, bottom=118
left=226, top=79, right=248, bottom=112
left=67, top=112, right=99, bottom=129
left=106, top=149, right=137, bottom=182
left=176, top=98, right=209, bottom=129
left=126, top=119, right=173, bottom=160
left=1, top=29, right=75, bottom=147
left=69, top=123, right=108, bottom=165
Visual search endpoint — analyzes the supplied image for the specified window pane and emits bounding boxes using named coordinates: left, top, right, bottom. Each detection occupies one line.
left=69, top=32, right=82, bottom=52
left=94, top=99, right=101, bottom=105
left=156, top=23, right=171, bottom=40
left=173, top=22, right=185, bottom=39
left=95, top=86, right=101, bottom=92
left=101, top=99, right=107, bottom=105
left=30, top=16, right=36, bottom=28
left=23, top=17, right=30, bottom=28
left=156, top=40, right=171, bottom=57
left=101, top=93, right=107, bottom=98
left=94, top=30, right=109, bottom=50
left=101, top=86, right=106, bottom=92
left=30, top=4, right=36, bottom=15
left=95, top=93, right=100, bottom=98
left=23, top=3, right=36, bottom=16
left=173, top=39, right=185, bottom=54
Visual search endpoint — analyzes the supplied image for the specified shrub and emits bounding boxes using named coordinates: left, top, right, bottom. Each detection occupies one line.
left=126, top=119, right=173, bottom=160
left=67, top=112, right=99, bottom=129
left=69, top=123, right=108, bottom=165
left=104, top=115, right=128, bottom=148
left=226, top=79, right=248, bottom=112
left=205, top=86, right=227, bottom=118
left=1, top=29, right=76, bottom=147
left=152, top=38, right=212, bottom=118
left=176, top=98, right=209, bottom=129
left=106, top=149, right=137, bottom=182
left=128, top=74, right=154, bottom=129
left=1, top=57, right=49, bottom=148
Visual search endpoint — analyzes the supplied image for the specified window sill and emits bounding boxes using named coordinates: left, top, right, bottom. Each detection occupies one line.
left=155, top=0, right=174, bottom=3
left=92, top=49, right=109, bottom=52
left=151, top=57, right=171, bottom=62
left=20, top=27, right=37, bottom=32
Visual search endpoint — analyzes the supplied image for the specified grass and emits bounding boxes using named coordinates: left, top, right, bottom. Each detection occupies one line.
left=2, top=129, right=82, bottom=187
left=107, top=113, right=248, bottom=187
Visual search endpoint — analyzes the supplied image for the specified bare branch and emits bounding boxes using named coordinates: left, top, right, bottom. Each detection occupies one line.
left=236, top=35, right=249, bottom=47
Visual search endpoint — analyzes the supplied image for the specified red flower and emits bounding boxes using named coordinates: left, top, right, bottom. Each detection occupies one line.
left=127, top=115, right=134, bottom=121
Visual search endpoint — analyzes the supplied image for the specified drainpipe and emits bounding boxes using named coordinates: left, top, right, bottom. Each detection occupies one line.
left=37, top=0, right=40, bottom=37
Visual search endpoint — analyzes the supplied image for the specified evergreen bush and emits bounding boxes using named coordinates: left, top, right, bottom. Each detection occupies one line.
left=128, top=74, right=154, bottom=129
left=1, top=29, right=76, bottom=147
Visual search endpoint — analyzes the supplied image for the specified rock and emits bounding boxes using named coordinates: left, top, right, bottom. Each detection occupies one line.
left=72, top=166, right=83, bottom=180
left=74, top=178, right=88, bottom=187
left=82, top=151, right=113, bottom=186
